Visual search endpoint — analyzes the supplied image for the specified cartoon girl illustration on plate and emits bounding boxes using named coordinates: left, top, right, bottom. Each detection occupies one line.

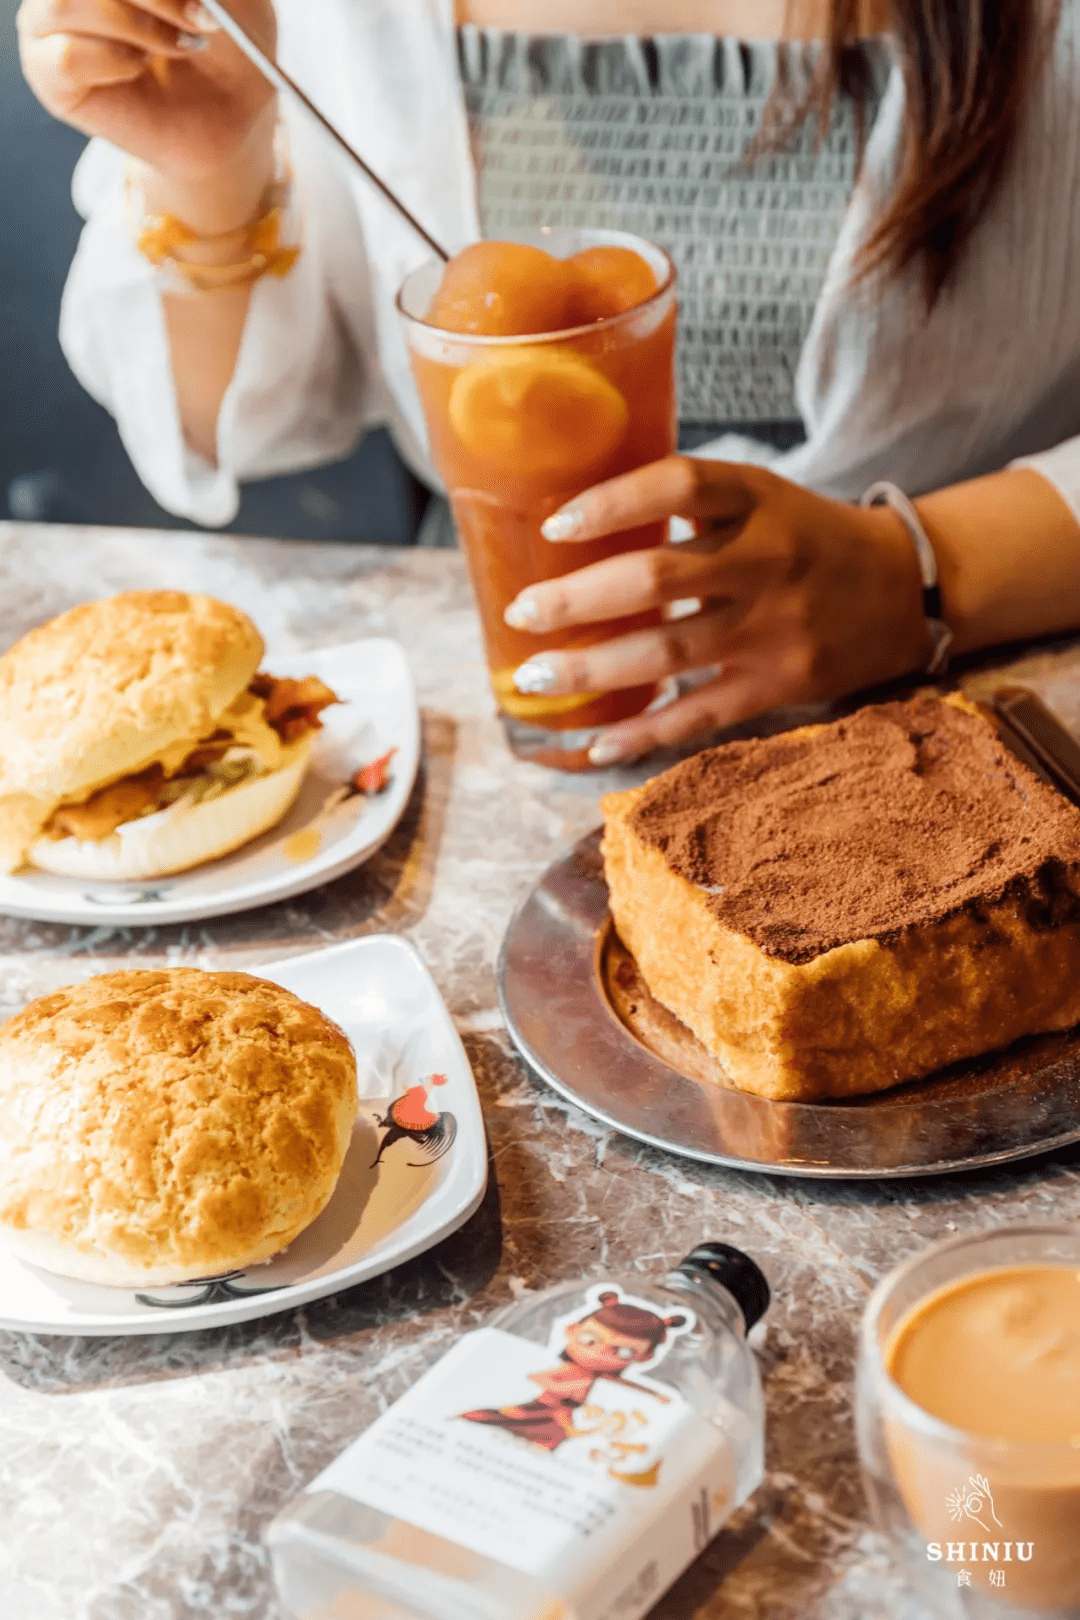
left=461, top=1291, right=687, bottom=1453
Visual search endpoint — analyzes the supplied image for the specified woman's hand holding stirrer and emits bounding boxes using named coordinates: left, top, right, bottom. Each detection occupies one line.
left=18, top=0, right=282, bottom=461
left=17, top=1, right=277, bottom=210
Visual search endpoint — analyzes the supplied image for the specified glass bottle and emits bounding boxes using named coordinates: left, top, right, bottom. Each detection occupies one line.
left=267, top=1242, right=770, bottom=1620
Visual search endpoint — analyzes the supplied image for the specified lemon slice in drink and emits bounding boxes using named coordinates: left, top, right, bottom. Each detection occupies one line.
left=448, top=348, right=629, bottom=476
left=490, top=667, right=603, bottom=721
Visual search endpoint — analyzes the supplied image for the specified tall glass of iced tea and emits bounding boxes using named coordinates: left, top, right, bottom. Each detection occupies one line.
left=397, top=228, right=677, bottom=770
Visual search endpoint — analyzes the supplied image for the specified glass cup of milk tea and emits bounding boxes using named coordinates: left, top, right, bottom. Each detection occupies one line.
left=857, top=1223, right=1080, bottom=1618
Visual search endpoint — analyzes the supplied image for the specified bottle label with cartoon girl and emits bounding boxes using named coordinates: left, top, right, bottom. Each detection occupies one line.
left=460, top=1287, right=691, bottom=1478
left=310, top=1287, right=737, bottom=1620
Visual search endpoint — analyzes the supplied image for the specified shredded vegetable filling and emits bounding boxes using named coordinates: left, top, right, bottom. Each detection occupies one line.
left=44, top=674, right=339, bottom=842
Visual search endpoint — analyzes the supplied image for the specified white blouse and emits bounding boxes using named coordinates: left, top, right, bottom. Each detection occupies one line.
left=59, top=0, right=1080, bottom=532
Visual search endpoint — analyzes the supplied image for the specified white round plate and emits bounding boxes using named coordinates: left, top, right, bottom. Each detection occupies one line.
left=0, top=638, right=419, bottom=926
left=0, top=935, right=488, bottom=1336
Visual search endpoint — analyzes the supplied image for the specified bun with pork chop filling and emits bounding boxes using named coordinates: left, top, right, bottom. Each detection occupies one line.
left=0, top=592, right=338, bottom=881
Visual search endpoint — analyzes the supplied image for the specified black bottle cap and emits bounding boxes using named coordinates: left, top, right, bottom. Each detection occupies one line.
left=678, top=1243, right=771, bottom=1333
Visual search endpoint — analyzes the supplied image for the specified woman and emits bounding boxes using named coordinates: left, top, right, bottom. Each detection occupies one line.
left=17, top=0, right=1080, bottom=759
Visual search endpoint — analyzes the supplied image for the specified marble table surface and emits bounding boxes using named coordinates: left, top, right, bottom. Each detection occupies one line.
left=2, top=520, right=1079, bottom=1620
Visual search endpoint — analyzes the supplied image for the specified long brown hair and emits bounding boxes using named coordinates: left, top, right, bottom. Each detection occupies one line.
left=784, top=2, right=1058, bottom=303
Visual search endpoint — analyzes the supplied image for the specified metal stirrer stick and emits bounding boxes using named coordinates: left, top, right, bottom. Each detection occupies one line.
left=195, top=0, right=451, bottom=263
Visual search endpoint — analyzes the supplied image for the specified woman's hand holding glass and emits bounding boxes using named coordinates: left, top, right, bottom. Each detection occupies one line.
left=16, top=0, right=276, bottom=196
left=505, top=458, right=935, bottom=764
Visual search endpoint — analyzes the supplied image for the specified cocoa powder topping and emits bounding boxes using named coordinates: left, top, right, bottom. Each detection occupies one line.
left=626, top=696, right=1080, bottom=964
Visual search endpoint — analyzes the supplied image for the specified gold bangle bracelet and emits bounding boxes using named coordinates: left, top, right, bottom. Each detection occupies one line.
left=135, top=200, right=300, bottom=293
left=126, top=135, right=302, bottom=295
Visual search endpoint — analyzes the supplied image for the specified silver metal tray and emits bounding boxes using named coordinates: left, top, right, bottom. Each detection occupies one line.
left=497, top=830, right=1080, bottom=1179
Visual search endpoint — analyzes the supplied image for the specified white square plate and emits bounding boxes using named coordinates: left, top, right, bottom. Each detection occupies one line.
left=0, top=936, right=488, bottom=1336
left=0, top=638, right=419, bottom=926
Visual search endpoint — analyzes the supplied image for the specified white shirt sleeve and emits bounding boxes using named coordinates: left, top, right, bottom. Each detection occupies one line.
left=59, top=104, right=378, bottom=529
left=1013, top=437, right=1080, bottom=526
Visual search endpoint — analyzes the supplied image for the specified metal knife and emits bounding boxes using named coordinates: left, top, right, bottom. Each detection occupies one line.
left=989, top=685, right=1080, bottom=807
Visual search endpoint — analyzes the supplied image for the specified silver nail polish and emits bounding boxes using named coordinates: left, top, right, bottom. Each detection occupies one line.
left=176, top=30, right=210, bottom=51
left=503, top=595, right=539, bottom=630
left=541, top=510, right=583, bottom=542
left=513, top=657, right=559, bottom=695
left=588, top=738, right=626, bottom=767
left=185, top=1, right=221, bottom=29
